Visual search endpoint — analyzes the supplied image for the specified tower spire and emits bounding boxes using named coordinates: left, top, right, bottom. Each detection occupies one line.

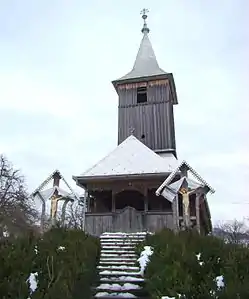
left=112, top=8, right=168, bottom=82
left=141, top=8, right=150, bottom=34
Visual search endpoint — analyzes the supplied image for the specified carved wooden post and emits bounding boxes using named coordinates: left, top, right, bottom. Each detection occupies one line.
left=195, top=193, right=201, bottom=233
left=112, top=191, right=116, bottom=213
left=172, top=194, right=179, bottom=232
left=82, top=189, right=88, bottom=231
left=61, top=199, right=70, bottom=226
left=37, top=192, right=46, bottom=232
left=144, top=188, right=148, bottom=212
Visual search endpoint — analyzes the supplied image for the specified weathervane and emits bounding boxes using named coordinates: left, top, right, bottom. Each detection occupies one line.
left=140, top=8, right=150, bottom=34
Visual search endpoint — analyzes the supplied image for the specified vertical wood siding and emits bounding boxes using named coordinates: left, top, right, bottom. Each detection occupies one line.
left=117, top=82, right=176, bottom=153
left=85, top=211, right=174, bottom=236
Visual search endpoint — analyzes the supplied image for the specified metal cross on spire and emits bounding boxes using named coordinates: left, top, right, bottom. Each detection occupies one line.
left=140, top=8, right=150, bottom=34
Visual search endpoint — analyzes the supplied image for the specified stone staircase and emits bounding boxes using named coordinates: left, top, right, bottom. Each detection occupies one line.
left=93, top=232, right=149, bottom=299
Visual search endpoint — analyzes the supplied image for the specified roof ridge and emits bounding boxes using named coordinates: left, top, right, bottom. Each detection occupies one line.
left=80, top=135, right=162, bottom=176
left=75, top=135, right=178, bottom=178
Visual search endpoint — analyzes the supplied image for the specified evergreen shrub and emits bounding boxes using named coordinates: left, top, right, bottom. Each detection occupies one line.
left=0, top=227, right=100, bottom=299
left=138, top=229, right=249, bottom=299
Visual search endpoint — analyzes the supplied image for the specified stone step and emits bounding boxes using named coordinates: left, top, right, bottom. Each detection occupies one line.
left=94, top=283, right=143, bottom=292
left=99, top=259, right=137, bottom=264
left=101, top=249, right=136, bottom=253
left=99, top=270, right=141, bottom=276
left=98, top=265, right=140, bottom=271
left=101, top=232, right=148, bottom=235
left=100, top=254, right=137, bottom=258
left=100, top=276, right=144, bottom=283
left=100, top=235, right=147, bottom=240
left=101, top=245, right=135, bottom=249
left=100, top=239, right=143, bottom=244
left=94, top=232, right=148, bottom=299
left=100, top=255, right=137, bottom=259
left=99, top=260, right=136, bottom=264
left=93, top=287, right=148, bottom=298
left=95, top=296, right=149, bottom=299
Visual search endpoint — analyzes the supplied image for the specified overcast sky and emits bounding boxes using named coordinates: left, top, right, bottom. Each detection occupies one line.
left=0, top=0, right=248, bottom=224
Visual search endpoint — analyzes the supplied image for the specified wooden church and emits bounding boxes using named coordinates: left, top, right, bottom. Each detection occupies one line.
left=73, top=11, right=214, bottom=236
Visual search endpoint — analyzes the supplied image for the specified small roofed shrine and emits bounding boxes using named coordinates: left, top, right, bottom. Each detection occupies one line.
left=32, top=170, right=79, bottom=231
left=73, top=10, right=214, bottom=235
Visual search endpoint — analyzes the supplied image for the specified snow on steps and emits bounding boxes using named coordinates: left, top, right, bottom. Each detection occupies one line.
left=94, top=232, right=150, bottom=299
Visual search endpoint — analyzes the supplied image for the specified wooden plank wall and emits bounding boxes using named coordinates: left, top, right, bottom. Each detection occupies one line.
left=85, top=211, right=174, bottom=236
left=117, top=82, right=176, bottom=153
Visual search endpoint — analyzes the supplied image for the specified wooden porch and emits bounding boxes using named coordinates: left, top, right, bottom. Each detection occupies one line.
left=85, top=208, right=174, bottom=236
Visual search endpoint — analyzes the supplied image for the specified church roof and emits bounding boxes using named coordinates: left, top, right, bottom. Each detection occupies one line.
left=113, top=10, right=167, bottom=83
left=74, top=135, right=178, bottom=180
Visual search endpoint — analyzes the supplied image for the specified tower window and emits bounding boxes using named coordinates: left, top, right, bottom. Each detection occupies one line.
left=137, top=87, right=147, bottom=104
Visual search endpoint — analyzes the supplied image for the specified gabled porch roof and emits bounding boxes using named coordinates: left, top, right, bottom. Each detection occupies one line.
left=73, top=135, right=178, bottom=183
left=156, top=160, right=215, bottom=196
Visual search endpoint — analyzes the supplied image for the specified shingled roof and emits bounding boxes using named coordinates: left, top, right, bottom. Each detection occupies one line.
left=73, top=135, right=178, bottom=181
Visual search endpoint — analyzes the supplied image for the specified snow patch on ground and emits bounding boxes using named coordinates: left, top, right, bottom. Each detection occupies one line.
left=27, top=272, right=38, bottom=298
left=215, top=275, right=225, bottom=289
left=57, top=246, right=65, bottom=251
left=137, top=246, right=153, bottom=276
left=196, top=252, right=204, bottom=266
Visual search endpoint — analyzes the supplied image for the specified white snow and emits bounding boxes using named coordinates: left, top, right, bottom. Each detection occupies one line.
left=215, top=275, right=225, bottom=289
left=102, top=246, right=134, bottom=249
left=137, top=246, right=153, bottom=276
left=97, top=283, right=141, bottom=291
left=98, top=265, right=139, bottom=270
left=57, top=246, right=66, bottom=251
left=99, top=270, right=141, bottom=276
left=101, top=249, right=135, bottom=253
left=80, top=135, right=177, bottom=177
left=97, top=232, right=146, bottom=297
left=3, top=229, right=9, bottom=237
left=101, top=276, right=144, bottom=282
left=100, top=254, right=136, bottom=258
left=27, top=272, right=38, bottom=297
left=161, top=295, right=182, bottom=299
left=196, top=252, right=204, bottom=266
left=95, top=291, right=137, bottom=298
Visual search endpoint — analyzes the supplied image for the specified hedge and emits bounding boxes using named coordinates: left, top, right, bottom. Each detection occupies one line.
left=0, top=227, right=100, bottom=299
left=137, top=229, right=249, bottom=299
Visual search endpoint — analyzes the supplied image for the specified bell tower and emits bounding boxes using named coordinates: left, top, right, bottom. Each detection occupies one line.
left=112, top=9, right=178, bottom=157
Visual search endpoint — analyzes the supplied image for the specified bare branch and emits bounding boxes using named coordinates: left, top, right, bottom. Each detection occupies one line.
left=0, top=154, right=38, bottom=238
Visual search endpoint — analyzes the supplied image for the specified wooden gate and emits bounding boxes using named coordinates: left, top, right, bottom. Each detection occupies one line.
left=113, top=206, right=144, bottom=233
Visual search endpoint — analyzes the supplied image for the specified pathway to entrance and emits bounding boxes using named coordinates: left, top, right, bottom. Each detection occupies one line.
left=93, top=232, right=150, bottom=299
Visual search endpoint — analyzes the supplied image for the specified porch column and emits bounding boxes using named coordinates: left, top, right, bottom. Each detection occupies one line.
left=112, top=191, right=116, bottom=212
left=144, top=188, right=148, bottom=212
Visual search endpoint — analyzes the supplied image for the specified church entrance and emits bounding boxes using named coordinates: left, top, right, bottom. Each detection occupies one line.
left=113, top=190, right=145, bottom=233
